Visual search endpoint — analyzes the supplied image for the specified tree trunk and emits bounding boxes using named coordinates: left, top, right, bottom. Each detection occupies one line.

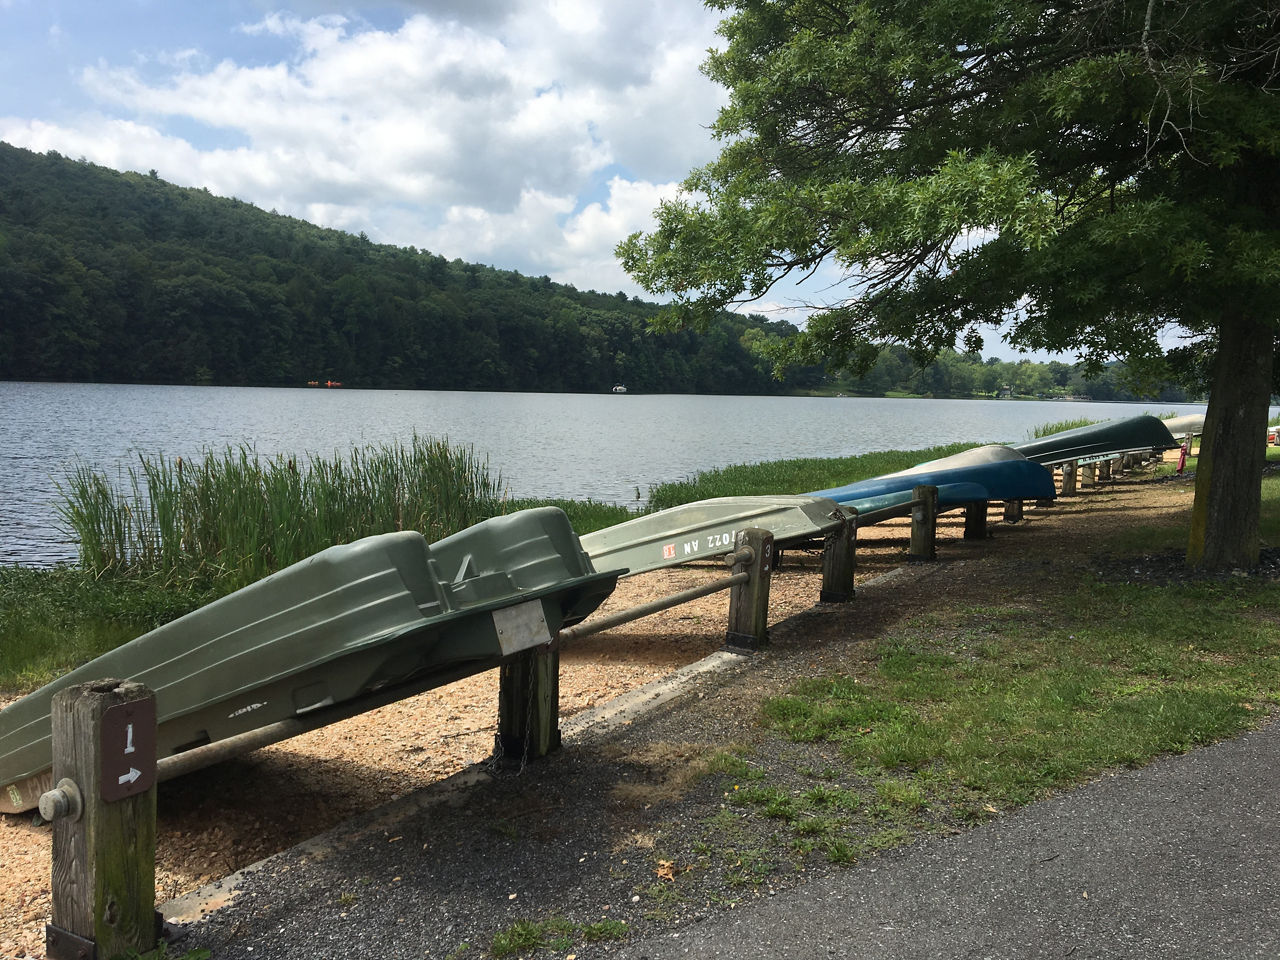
left=1186, top=314, right=1274, bottom=569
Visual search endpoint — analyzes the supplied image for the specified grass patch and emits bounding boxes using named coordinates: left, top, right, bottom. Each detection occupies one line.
left=763, top=578, right=1279, bottom=810
left=692, top=470, right=1280, bottom=875
left=704, top=747, right=764, bottom=781
left=0, top=567, right=215, bottom=693
left=490, top=915, right=626, bottom=956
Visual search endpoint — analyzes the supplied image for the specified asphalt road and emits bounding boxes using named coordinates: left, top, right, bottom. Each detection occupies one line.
left=614, top=720, right=1280, bottom=960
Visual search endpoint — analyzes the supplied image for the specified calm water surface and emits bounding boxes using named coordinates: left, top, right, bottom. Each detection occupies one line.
left=1, top=381, right=1218, bottom=566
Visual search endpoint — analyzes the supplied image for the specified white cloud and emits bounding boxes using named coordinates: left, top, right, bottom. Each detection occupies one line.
left=3, top=3, right=728, bottom=296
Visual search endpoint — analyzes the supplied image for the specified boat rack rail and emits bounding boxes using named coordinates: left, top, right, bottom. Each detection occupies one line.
left=559, top=546, right=754, bottom=645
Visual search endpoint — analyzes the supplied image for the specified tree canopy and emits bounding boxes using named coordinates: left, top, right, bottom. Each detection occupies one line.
left=620, top=0, right=1280, bottom=568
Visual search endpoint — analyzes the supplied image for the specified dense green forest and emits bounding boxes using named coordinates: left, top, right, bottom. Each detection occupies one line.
left=829, top=345, right=1200, bottom=403
left=0, top=142, right=1198, bottom=401
left=0, top=142, right=798, bottom=393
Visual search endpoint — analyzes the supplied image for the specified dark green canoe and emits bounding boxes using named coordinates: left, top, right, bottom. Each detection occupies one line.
left=0, top=507, right=620, bottom=813
left=1012, top=415, right=1179, bottom=466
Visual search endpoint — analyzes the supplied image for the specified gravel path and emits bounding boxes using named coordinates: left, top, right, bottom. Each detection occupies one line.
left=611, top=717, right=1280, bottom=960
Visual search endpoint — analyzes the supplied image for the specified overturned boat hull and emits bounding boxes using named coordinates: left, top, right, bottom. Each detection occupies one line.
left=840, top=482, right=994, bottom=526
left=806, top=459, right=1056, bottom=508
left=1012, top=415, right=1179, bottom=467
left=1162, top=414, right=1206, bottom=438
left=880, top=444, right=1029, bottom=478
left=580, top=496, right=846, bottom=577
left=0, top=507, right=620, bottom=813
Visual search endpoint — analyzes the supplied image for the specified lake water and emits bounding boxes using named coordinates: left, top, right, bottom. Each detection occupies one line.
left=1, top=381, right=1221, bottom=567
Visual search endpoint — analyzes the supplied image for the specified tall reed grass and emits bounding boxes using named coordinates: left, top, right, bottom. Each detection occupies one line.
left=57, top=437, right=504, bottom=589
left=501, top=497, right=635, bottom=535
left=1027, top=417, right=1100, bottom=439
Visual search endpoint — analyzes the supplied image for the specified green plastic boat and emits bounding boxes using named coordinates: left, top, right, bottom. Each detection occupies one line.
left=580, top=496, right=847, bottom=577
left=0, top=507, right=620, bottom=813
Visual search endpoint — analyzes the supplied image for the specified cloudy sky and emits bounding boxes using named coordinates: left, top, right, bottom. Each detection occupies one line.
left=2, top=1, right=736, bottom=294
left=1, top=0, right=1077, bottom=360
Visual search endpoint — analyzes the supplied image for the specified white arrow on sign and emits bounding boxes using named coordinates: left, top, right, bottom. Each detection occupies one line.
left=117, top=768, right=141, bottom=786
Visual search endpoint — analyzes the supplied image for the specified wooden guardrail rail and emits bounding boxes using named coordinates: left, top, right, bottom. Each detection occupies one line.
left=497, top=527, right=777, bottom=764
left=34, top=497, right=947, bottom=927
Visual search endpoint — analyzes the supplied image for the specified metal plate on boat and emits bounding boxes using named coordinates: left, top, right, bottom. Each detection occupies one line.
left=492, top=599, right=553, bottom=656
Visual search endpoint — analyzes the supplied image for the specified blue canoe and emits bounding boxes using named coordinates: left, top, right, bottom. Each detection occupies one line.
left=839, top=482, right=993, bottom=525
left=806, top=459, right=1056, bottom=507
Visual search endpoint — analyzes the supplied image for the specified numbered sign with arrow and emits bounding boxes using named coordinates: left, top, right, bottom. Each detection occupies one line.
left=98, top=697, right=157, bottom=803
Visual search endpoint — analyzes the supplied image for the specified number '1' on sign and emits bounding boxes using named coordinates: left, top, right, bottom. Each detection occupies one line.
left=99, top=699, right=157, bottom=803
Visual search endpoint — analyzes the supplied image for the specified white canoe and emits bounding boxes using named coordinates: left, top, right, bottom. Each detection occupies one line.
left=580, top=496, right=846, bottom=578
left=1163, top=414, right=1206, bottom=438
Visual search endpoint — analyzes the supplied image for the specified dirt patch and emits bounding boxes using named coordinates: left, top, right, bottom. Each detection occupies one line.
left=0, top=461, right=1207, bottom=958
left=1093, top=546, right=1280, bottom=586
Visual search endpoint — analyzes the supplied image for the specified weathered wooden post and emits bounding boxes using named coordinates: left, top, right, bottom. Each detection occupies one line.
left=726, top=527, right=773, bottom=649
left=1097, top=458, right=1113, bottom=481
left=1002, top=500, right=1024, bottom=523
left=1081, top=463, right=1096, bottom=486
left=42, top=679, right=158, bottom=960
left=496, top=639, right=561, bottom=763
left=820, top=512, right=856, bottom=603
left=963, top=500, right=989, bottom=540
left=908, top=485, right=938, bottom=561
left=1060, top=460, right=1078, bottom=495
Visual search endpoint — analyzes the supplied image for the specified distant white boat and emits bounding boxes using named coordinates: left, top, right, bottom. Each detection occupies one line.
left=612, top=384, right=627, bottom=394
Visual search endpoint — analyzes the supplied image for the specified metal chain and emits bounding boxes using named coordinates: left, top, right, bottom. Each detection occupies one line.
left=483, top=644, right=543, bottom=777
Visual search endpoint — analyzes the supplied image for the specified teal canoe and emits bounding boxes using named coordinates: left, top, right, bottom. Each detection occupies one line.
left=0, top=507, right=620, bottom=813
left=879, top=444, right=1029, bottom=478
left=580, top=495, right=846, bottom=577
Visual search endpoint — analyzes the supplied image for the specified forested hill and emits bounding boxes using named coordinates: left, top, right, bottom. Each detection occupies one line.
left=0, top=142, right=799, bottom=393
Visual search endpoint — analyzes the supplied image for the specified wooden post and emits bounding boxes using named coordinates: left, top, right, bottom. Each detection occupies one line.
left=1060, top=460, right=1078, bottom=495
left=963, top=500, right=989, bottom=540
left=44, top=679, right=158, bottom=960
left=1097, top=458, right=1112, bottom=481
left=1002, top=500, right=1024, bottom=523
left=908, top=485, right=938, bottom=561
left=496, top=640, right=561, bottom=763
left=726, top=527, right=773, bottom=650
left=820, top=513, right=856, bottom=603
left=1081, top=463, right=1096, bottom=486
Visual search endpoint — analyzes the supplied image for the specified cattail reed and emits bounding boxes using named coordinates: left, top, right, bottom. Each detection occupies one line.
left=56, top=436, right=504, bottom=589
